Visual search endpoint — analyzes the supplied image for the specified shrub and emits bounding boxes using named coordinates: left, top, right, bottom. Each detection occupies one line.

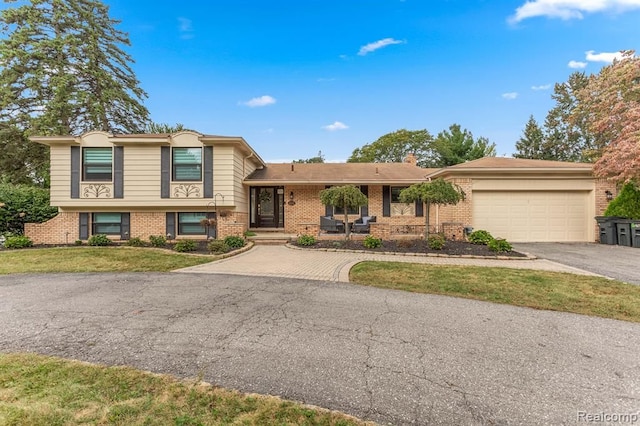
left=427, top=234, right=445, bottom=250
left=604, top=182, right=640, bottom=219
left=296, top=234, right=317, bottom=246
left=4, top=235, right=33, bottom=249
left=149, top=235, right=167, bottom=247
left=223, top=235, right=246, bottom=249
left=243, top=230, right=256, bottom=237
left=74, top=239, right=83, bottom=246
left=363, top=235, right=382, bottom=249
left=0, top=183, right=58, bottom=235
left=207, top=239, right=229, bottom=254
left=488, top=238, right=512, bottom=253
left=87, top=234, right=111, bottom=246
left=126, top=237, right=145, bottom=247
left=173, top=240, right=197, bottom=252
left=468, top=230, right=493, bottom=245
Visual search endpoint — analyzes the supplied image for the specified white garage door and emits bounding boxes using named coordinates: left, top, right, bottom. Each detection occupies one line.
left=472, top=191, right=590, bottom=242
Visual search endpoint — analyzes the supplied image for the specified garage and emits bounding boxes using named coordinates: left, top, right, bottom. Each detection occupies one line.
left=472, top=190, right=592, bottom=242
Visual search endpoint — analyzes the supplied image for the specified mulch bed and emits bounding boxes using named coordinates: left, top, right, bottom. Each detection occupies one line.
left=294, top=239, right=528, bottom=258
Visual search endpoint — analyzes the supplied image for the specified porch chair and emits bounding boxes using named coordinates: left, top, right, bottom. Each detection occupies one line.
left=352, top=215, right=376, bottom=233
left=320, top=216, right=345, bottom=233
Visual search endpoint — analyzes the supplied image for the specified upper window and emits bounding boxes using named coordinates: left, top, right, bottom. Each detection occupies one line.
left=83, top=147, right=112, bottom=181
left=92, top=213, right=122, bottom=235
left=178, top=212, right=207, bottom=235
left=391, top=187, right=407, bottom=203
left=172, top=148, right=202, bottom=181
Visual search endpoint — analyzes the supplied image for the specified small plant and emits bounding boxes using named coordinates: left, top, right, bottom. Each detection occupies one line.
left=223, top=235, right=246, bottom=249
left=243, top=230, right=256, bottom=237
left=149, top=235, right=167, bottom=247
left=87, top=234, right=111, bottom=246
left=207, top=239, right=229, bottom=254
left=332, top=241, right=345, bottom=249
left=468, top=230, right=493, bottom=245
left=363, top=235, right=382, bottom=249
left=173, top=240, right=197, bottom=252
left=427, top=234, right=445, bottom=250
left=4, top=235, right=33, bottom=249
left=488, top=238, right=512, bottom=253
left=74, top=239, right=83, bottom=246
left=296, top=234, right=317, bottom=246
left=126, top=237, right=145, bottom=247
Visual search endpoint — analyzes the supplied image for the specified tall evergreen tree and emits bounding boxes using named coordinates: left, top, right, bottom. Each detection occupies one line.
left=0, top=0, right=149, bottom=135
left=432, top=124, right=496, bottom=166
left=514, top=115, right=546, bottom=159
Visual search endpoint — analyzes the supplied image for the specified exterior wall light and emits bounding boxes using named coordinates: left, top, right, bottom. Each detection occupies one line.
left=605, top=190, right=613, bottom=201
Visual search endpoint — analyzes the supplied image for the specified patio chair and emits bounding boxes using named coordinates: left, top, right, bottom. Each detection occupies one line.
left=352, top=215, right=376, bottom=233
left=320, top=216, right=345, bottom=233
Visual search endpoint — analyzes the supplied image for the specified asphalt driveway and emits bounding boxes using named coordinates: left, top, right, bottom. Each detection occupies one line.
left=512, top=242, right=640, bottom=285
left=1, top=272, right=639, bottom=425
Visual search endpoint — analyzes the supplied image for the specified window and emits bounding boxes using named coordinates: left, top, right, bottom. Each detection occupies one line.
left=173, top=148, right=202, bottom=181
left=178, top=212, right=206, bottom=235
left=92, top=213, right=121, bottom=235
left=83, top=147, right=112, bottom=181
left=334, top=206, right=359, bottom=215
left=391, top=187, right=407, bottom=203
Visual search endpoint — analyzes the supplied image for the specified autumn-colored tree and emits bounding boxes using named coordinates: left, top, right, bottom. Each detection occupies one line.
left=575, top=51, right=640, bottom=182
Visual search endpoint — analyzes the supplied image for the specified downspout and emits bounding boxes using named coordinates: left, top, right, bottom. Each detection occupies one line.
left=243, top=152, right=255, bottom=178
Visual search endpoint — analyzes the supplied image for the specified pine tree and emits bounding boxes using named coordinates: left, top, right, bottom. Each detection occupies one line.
left=514, top=115, right=545, bottom=159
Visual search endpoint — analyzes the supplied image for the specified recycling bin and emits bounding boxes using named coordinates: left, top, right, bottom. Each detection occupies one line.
left=615, top=219, right=632, bottom=247
left=595, top=216, right=618, bottom=245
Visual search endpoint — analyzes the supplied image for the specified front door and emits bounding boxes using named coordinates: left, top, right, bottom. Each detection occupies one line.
left=251, top=187, right=284, bottom=228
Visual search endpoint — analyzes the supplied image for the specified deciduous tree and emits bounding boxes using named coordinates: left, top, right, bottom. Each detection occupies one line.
left=347, top=129, right=437, bottom=167
left=319, top=185, right=368, bottom=239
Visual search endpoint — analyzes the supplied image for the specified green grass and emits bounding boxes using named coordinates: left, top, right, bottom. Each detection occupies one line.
left=0, top=247, right=214, bottom=274
left=0, top=353, right=369, bottom=426
left=350, top=262, right=640, bottom=322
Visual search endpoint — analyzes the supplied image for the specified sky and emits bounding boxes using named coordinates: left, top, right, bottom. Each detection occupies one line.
left=9, top=0, right=640, bottom=162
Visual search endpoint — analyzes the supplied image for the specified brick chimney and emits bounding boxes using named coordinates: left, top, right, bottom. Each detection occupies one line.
left=404, top=153, right=418, bottom=166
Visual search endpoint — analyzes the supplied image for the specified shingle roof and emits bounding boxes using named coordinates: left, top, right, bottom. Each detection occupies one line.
left=245, top=163, right=436, bottom=184
left=426, top=157, right=593, bottom=178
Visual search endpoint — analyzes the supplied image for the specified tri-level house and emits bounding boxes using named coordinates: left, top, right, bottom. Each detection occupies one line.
left=26, top=131, right=616, bottom=244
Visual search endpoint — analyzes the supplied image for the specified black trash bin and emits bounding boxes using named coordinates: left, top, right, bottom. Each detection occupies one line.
left=616, top=219, right=633, bottom=247
left=595, top=216, right=619, bottom=245
left=631, top=221, right=640, bottom=248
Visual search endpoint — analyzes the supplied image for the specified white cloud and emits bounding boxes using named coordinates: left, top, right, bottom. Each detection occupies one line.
left=322, top=121, right=349, bottom=131
left=531, top=84, right=552, bottom=90
left=568, top=60, right=588, bottom=68
left=502, top=92, right=519, bottom=100
left=358, top=38, right=405, bottom=56
left=585, top=50, right=625, bottom=63
left=178, top=17, right=194, bottom=39
left=240, top=95, right=276, bottom=108
left=509, top=0, right=640, bottom=23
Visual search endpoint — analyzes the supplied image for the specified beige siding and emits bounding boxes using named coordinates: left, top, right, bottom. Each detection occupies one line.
left=472, top=178, right=595, bottom=191
left=123, top=145, right=162, bottom=200
left=49, top=145, right=71, bottom=205
left=212, top=145, right=236, bottom=206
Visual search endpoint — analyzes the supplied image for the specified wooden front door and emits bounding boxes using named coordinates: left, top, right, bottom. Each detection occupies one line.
left=251, top=187, right=284, bottom=228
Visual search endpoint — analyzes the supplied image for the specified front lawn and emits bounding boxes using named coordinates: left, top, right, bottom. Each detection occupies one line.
left=350, top=262, right=640, bottom=322
left=0, top=353, right=368, bottom=425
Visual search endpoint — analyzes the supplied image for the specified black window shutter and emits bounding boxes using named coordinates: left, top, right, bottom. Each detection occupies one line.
left=79, top=212, right=89, bottom=239
left=415, top=199, right=424, bottom=217
left=71, top=146, right=80, bottom=199
left=382, top=185, right=391, bottom=217
left=360, top=185, right=369, bottom=217
left=206, top=211, right=217, bottom=239
left=114, top=146, right=124, bottom=198
left=120, top=213, right=130, bottom=239
left=166, top=212, right=176, bottom=237
left=324, top=185, right=333, bottom=216
left=161, top=147, right=170, bottom=198
left=203, top=146, right=213, bottom=198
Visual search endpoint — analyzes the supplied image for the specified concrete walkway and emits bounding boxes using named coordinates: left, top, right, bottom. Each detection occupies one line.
left=175, top=245, right=600, bottom=281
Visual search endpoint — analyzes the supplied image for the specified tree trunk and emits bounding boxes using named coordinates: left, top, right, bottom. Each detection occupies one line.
left=424, top=202, right=430, bottom=239
left=344, top=211, right=350, bottom=239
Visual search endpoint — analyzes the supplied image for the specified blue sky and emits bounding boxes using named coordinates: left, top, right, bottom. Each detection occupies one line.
left=14, top=1, right=640, bottom=161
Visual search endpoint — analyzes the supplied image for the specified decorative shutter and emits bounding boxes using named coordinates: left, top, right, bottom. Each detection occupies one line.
left=203, top=146, right=213, bottom=198
left=114, top=146, right=124, bottom=198
left=166, top=212, right=176, bottom=238
left=415, top=199, right=424, bottom=217
left=161, top=147, right=170, bottom=198
left=120, top=213, right=130, bottom=240
left=324, top=185, right=333, bottom=216
left=71, top=146, right=80, bottom=199
left=206, top=211, right=217, bottom=239
left=382, top=185, right=391, bottom=217
left=79, top=213, right=89, bottom=239
left=360, top=185, right=369, bottom=217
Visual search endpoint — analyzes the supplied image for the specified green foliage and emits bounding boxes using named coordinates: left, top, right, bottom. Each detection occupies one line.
left=427, top=234, right=445, bottom=250
left=223, top=236, right=246, bottom=249
left=320, top=185, right=368, bottom=238
left=488, top=238, right=512, bottom=253
left=4, top=235, right=33, bottom=249
left=296, top=234, right=317, bottom=246
left=604, top=182, right=640, bottom=219
left=149, top=235, right=167, bottom=247
left=0, top=124, right=49, bottom=186
left=468, top=230, right=494, bottom=245
left=0, top=183, right=58, bottom=234
left=433, top=124, right=496, bottom=166
left=514, top=115, right=546, bottom=160
left=347, top=129, right=437, bottom=167
left=293, top=150, right=325, bottom=163
left=126, top=237, right=146, bottom=247
left=144, top=123, right=188, bottom=133
left=363, top=235, right=382, bottom=249
left=88, top=234, right=111, bottom=246
left=74, top=239, right=83, bottom=246
left=207, top=240, right=230, bottom=254
left=173, top=240, right=197, bottom=253
left=243, top=230, right=256, bottom=237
